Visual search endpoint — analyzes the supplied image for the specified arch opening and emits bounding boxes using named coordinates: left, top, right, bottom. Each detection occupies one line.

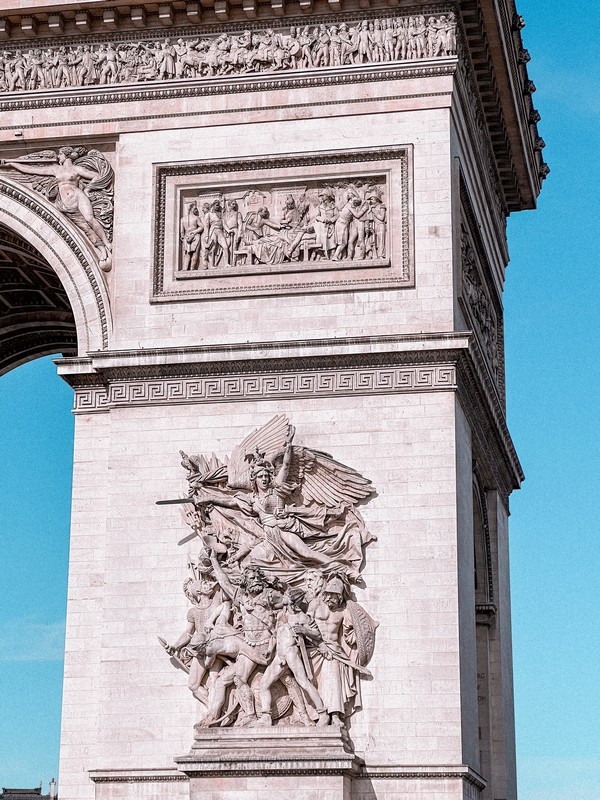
left=0, top=223, right=78, bottom=376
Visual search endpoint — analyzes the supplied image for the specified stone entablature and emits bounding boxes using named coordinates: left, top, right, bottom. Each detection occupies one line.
left=57, top=331, right=523, bottom=499
left=0, top=13, right=457, bottom=95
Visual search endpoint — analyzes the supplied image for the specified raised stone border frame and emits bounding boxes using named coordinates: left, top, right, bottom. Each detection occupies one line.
left=152, top=145, right=414, bottom=301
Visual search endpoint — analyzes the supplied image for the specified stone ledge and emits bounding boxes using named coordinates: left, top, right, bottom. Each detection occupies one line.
left=176, top=725, right=361, bottom=777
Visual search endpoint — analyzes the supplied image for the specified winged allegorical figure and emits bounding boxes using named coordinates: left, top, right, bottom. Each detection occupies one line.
left=158, top=415, right=378, bottom=729
left=0, top=146, right=114, bottom=271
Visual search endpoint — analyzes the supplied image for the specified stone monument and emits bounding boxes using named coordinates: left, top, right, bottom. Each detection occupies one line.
left=0, top=1, right=547, bottom=799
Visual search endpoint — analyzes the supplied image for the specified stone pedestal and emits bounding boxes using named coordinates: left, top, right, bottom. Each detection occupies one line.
left=177, top=727, right=360, bottom=799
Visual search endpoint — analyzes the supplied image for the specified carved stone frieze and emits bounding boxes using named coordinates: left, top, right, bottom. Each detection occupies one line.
left=158, top=415, right=377, bottom=731
left=0, top=13, right=457, bottom=96
left=460, top=224, right=499, bottom=382
left=0, top=147, right=114, bottom=271
left=156, top=147, right=412, bottom=300
left=179, top=176, right=388, bottom=273
left=72, top=364, right=457, bottom=412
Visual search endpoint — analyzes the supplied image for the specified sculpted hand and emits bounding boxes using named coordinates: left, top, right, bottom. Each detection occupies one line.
left=285, top=424, right=296, bottom=446
left=318, top=642, right=332, bottom=659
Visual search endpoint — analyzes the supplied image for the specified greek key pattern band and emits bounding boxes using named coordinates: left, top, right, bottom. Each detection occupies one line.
left=73, top=364, right=457, bottom=412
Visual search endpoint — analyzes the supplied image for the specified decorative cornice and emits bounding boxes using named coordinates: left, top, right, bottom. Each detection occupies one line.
left=0, top=4, right=455, bottom=45
left=89, top=770, right=186, bottom=783
left=56, top=330, right=522, bottom=495
left=88, top=763, right=485, bottom=788
left=72, top=363, right=457, bottom=413
left=0, top=61, right=457, bottom=120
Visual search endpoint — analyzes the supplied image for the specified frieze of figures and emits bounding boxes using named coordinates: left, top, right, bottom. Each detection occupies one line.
left=157, top=416, right=377, bottom=730
left=178, top=177, right=388, bottom=271
left=461, top=227, right=499, bottom=380
left=0, top=14, right=457, bottom=94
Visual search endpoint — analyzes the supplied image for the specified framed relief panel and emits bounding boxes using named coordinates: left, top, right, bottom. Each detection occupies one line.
left=153, top=146, right=413, bottom=300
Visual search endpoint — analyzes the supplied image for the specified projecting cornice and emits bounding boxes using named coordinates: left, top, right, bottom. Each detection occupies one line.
left=56, top=330, right=523, bottom=498
left=0, top=0, right=545, bottom=212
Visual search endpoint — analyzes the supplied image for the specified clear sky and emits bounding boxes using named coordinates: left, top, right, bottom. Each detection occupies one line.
left=0, top=2, right=598, bottom=796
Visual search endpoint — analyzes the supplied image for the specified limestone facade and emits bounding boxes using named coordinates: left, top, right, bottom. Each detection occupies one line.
left=0, top=1, right=545, bottom=799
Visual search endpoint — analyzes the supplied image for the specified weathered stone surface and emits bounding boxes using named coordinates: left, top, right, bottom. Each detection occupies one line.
left=0, top=1, right=543, bottom=799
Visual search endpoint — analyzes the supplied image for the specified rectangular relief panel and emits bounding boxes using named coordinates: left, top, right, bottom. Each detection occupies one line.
left=153, top=146, right=413, bottom=300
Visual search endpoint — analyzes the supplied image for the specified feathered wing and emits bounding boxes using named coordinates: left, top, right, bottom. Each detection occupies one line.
left=74, top=149, right=115, bottom=241
left=289, top=446, right=374, bottom=509
left=227, top=414, right=290, bottom=489
left=0, top=150, right=59, bottom=198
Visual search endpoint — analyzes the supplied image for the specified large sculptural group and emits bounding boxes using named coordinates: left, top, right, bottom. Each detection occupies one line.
left=0, top=13, right=457, bottom=94
left=158, top=416, right=377, bottom=730
left=179, top=180, right=387, bottom=271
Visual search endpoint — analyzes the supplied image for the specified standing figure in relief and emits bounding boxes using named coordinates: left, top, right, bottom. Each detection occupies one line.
left=309, top=576, right=359, bottom=727
left=11, top=51, right=27, bottom=91
left=383, top=19, right=396, bottom=62
left=157, top=39, right=177, bottom=80
left=444, top=14, right=457, bottom=56
left=223, top=199, right=244, bottom=265
left=333, top=194, right=368, bottom=260
left=395, top=17, right=409, bottom=60
left=338, top=23, right=356, bottom=65
left=257, top=588, right=329, bottom=727
left=313, top=24, right=331, bottom=68
left=370, top=20, right=385, bottom=62
left=163, top=576, right=223, bottom=704
left=369, top=196, right=387, bottom=259
left=313, top=189, right=338, bottom=260
left=180, top=202, right=204, bottom=271
left=203, top=199, right=230, bottom=268
left=54, top=47, right=71, bottom=87
left=298, top=26, right=314, bottom=68
left=202, top=555, right=283, bottom=727
left=28, top=49, right=45, bottom=90
left=285, top=27, right=302, bottom=70
left=357, top=21, right=373, bottom=63
left=76, top=44, right=96, bottom=86
left=98, top=44, right=119, bottom=84
left=414, top=15, right=427, bottom=59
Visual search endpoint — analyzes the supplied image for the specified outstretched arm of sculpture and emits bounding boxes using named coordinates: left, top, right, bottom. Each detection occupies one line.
left=165, top=621, right=194, bottom=655
left=275, top=423, right=295, bottom=487
left=208, top=549, right=236, bottom=602
left=0, top=160, right=56, bottom=176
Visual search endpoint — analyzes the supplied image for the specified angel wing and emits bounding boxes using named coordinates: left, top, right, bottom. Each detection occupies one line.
left=282, top=446, right=374, bottom=509
left=74, top=149, right=115, bottom=240
left=0, top=150, right=59, bottom=199
left=226, top=414, right=290, bottom=490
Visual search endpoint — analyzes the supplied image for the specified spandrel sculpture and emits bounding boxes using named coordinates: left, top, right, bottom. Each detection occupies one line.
left=0, top=146, right=114, bottom=271
left=158, top=416, right=377, bottom=729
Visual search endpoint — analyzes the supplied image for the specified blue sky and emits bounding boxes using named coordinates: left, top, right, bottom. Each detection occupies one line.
left=0, top=2, right=598, bottom=796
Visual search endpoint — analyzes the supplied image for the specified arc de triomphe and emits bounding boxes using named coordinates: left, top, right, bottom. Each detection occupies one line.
left=0, top=2, right=546, bottom=799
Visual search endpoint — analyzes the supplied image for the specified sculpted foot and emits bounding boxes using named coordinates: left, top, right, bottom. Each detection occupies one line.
left=316, top=710, right=330, bottom=727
